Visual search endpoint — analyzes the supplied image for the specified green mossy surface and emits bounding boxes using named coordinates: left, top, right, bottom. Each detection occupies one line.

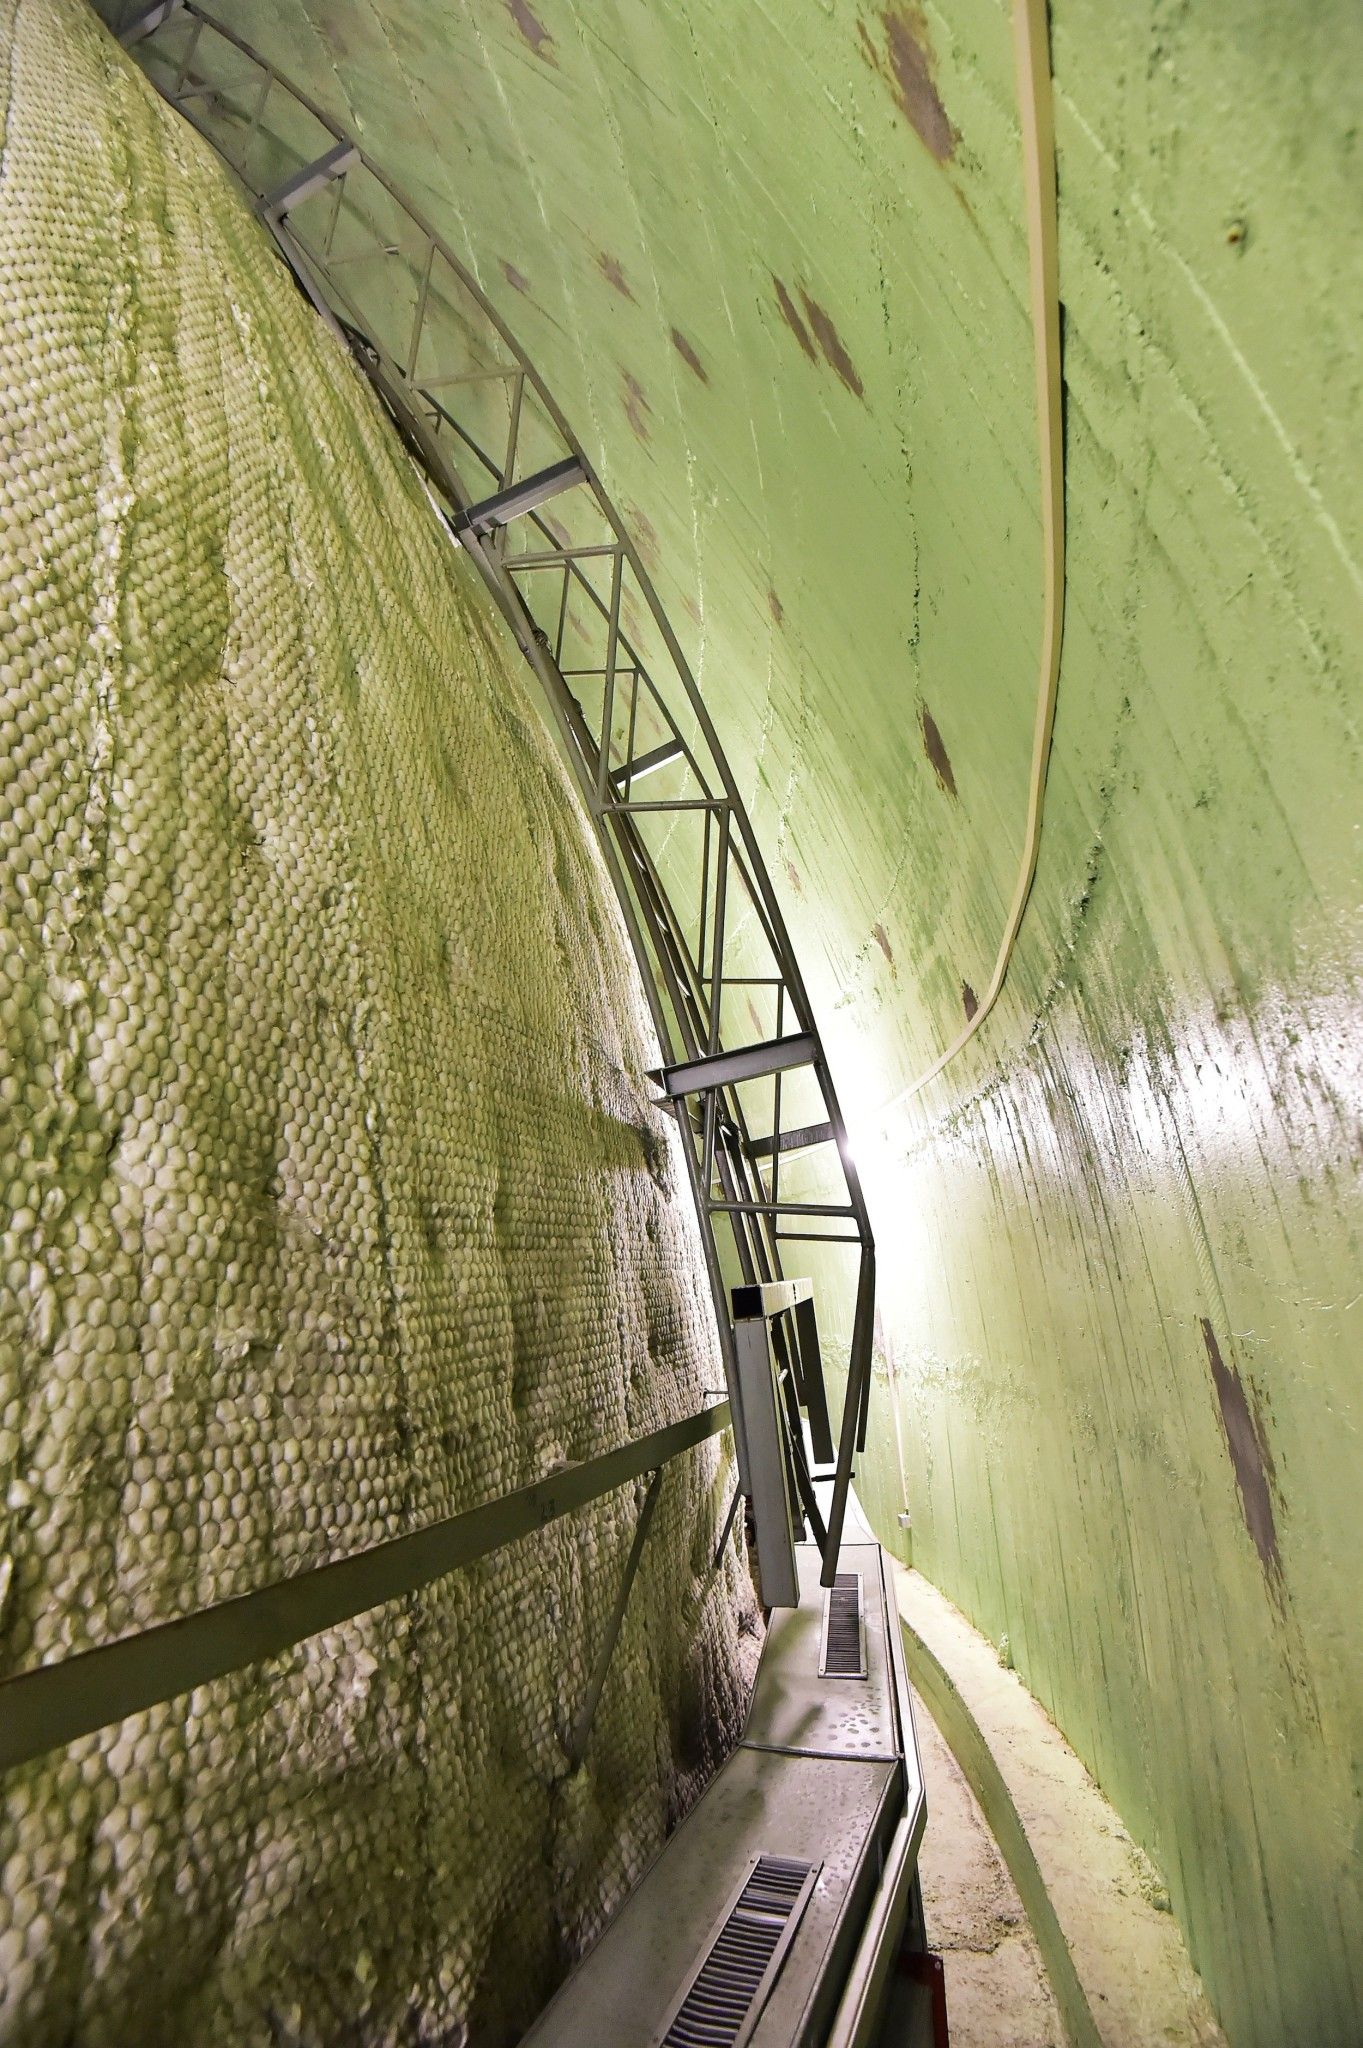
left=1, top=6, right=755, bottom=2039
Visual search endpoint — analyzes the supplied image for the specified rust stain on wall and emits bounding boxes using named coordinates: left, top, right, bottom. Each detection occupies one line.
left=505, top=0, right=553, bottom=61
left=798, top=289, right=864, bottom=399
left=598, top=251, right=635, bottom=299
left=784, top=859, right=804, bottom=898
left=859, top=6, right=957, bottom=163
left=919, top=701, right=957, bottom=797
left=682, top=593, right=702, bottom=626
left=625, top=502, right=660, bottom=569
left=670, top=327, right=708, bottom=381
left=773, top=276, right=818, bottom=364
left=1202, top=1318, right=1281, bottom=1577
left=621, top=371, right=652, bottom=441
left=767, top=585, right=785, bottom=627
left=872, top=921, right=896, bottom=971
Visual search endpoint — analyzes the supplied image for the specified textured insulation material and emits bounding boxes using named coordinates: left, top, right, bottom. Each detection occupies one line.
left=0, top=5, right=756, bottom=2042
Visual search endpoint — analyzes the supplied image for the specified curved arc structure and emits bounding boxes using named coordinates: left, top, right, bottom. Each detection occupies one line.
left=115, top=0, right=876, bottom=1582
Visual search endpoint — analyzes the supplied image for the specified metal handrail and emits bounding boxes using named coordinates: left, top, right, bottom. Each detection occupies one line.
left=110, top=0, right=877, bottom=1584
left=0, top=1398, right=731, bottom=1771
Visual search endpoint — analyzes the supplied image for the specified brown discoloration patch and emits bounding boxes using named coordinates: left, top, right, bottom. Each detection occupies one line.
left=773, top=276, right=818, bottom=364
left=919, top=702, right=957, bottom=797
left=872, top=922, right=895, bottom=969
left=621, top=372, right=651, bottom=442
left=799, top=290, right=864, bottom=399
left=859, top=6, right=957, bottom=162
left=961, top=980, right=978, bottom=1020
left=1202, top=1319, right=1280, bottom=1577
left=784, top=859, right=804, bottom=898
left=767, top=586, right=784, bottom=627
left=670, top=327, right=708, bottom=382
left=746, top=998, right=764, bottom=1037
left=501, top=260, right=530, bottom=294
left=598, top=252, right=634, bottom=300
left=506, top=0, right=553, bottom=60
left=625, top=503, right=660, bottom=570
left=682, top=594, right=703, bottom=627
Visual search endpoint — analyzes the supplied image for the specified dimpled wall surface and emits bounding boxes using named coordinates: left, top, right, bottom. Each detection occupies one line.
left=0, top=4, right=756, bottom=2041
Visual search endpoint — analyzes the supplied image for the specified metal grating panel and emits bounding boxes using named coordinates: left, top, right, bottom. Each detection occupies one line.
left=819, top=1573, right=867, bottom=1679
left=656, top=1854, right=819, bottom=2047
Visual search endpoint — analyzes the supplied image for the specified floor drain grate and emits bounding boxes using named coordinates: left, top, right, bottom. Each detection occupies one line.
left=656, top=1853, right=819, bottom=2047
left=819, top=1572, right=867, bottom=1678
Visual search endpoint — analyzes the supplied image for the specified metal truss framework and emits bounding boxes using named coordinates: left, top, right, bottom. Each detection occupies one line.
left=110, top=1, right=877, bottom=1591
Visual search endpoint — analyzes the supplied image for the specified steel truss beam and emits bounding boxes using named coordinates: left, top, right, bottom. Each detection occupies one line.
left=111, top=1, right=879, bottom=1593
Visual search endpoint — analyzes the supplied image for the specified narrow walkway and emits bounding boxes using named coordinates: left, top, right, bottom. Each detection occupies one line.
left=909, top=1691, right=1062, bottom=2046
left=815, top=1483, right=1061, bottom=2045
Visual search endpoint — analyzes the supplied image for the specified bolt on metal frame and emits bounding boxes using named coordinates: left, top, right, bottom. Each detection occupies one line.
left=110, top=0, right=878, bottom=1588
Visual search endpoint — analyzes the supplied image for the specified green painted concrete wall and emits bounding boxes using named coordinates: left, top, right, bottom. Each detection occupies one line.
left=117, top=2, right=1362, bottom=2042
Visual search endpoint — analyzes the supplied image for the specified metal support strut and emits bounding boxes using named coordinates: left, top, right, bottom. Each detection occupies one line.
left=566, top=1466, right=664, bottom=1767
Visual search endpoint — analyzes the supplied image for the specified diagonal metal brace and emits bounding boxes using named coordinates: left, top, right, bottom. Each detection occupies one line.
left=567, top=1466, right=663, bottom=1767
left=712, top=1481, right=743, bottom=1570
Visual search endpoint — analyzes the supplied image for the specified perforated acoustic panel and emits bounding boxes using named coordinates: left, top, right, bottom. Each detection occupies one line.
left=0, top=4, right=756, bottom=2041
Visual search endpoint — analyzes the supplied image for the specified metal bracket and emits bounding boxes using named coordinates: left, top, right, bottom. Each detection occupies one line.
left=262, top=140, right=359, bottom=222
left=567, top=1466, right=664, bottom=1767
left=746, top=1118, right=834, bottom=1161
left=733, top=1313, right=800, bottom=1608
left=610, top=737, right=684, bottom=788
left=651, top=1032, right=818, bottom=1100
left=454, top=455, right=585, bottom=536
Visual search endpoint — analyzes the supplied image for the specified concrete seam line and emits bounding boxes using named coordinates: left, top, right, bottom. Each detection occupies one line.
left=884, top=0, right=1066, bottom=1113
left=0, top=1401, right=731, bottom=1775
